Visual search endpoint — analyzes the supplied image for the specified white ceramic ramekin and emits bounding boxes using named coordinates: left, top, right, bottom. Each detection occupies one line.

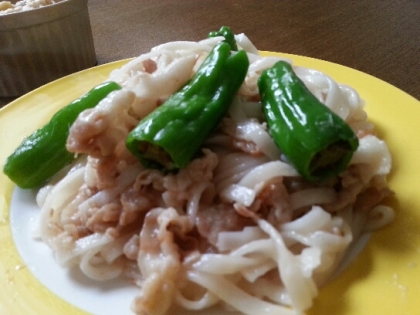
left=0, top=0, right=97, bottom=97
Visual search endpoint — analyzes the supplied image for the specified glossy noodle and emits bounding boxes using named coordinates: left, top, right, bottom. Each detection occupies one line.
left=36, top=34, right=394, bottom=315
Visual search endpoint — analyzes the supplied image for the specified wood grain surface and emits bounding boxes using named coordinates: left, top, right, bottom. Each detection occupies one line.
left=1, top=0, right=419, bottom=107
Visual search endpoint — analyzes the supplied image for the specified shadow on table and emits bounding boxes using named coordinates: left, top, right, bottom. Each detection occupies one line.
left=0, top=97, right=17, bottom=108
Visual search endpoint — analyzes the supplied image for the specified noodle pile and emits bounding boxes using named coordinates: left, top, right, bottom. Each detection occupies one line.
left=36, top=34, right=394, bottom=315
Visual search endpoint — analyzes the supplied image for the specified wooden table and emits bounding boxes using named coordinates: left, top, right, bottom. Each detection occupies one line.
left=1, top=0, right=419, bottom=107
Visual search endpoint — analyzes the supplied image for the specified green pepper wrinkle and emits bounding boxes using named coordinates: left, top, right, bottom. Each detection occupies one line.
left=258, top=60, right=359, bottom=181
left=208, top=26, right=238, bottom=51
left=126, top=42, right=249, bottom=170
left=3, top=81, right=122, bottom=189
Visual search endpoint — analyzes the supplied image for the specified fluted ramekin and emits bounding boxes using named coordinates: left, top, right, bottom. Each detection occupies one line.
left=0, top=0, right=97, bottom=97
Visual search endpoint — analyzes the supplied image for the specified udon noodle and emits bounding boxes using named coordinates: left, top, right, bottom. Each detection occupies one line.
left=36, top=34, right=394, bottom=315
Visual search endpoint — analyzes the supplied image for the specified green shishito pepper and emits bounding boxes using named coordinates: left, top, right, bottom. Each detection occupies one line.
left=258, top=60, right=359, bottom=181
left=126, top=42, right=249, bottom=170
left=208, top=26, right=238, bottom=51
left=3, top=81, right=121, bottom=189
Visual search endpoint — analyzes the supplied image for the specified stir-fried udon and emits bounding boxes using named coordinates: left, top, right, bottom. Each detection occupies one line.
left=35, top=33, right=394, bottom=315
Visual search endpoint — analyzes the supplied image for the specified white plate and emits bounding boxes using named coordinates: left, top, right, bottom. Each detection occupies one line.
left=1, top=53, right=420, bottom=315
